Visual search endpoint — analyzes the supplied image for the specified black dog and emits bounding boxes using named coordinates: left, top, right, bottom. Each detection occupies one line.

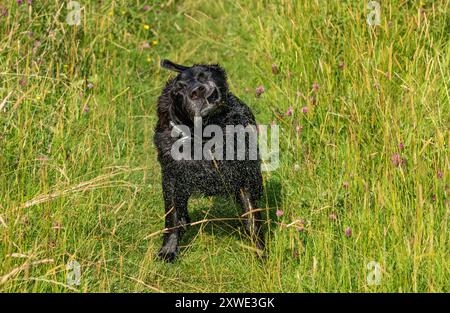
left=154, top=60, right=264, bottom=261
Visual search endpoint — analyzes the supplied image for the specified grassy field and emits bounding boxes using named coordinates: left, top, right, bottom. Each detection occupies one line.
left=0, top=0, right=449, bottom=292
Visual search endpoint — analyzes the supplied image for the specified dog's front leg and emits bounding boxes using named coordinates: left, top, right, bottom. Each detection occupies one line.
left=158, top=179, right=189, bottom=262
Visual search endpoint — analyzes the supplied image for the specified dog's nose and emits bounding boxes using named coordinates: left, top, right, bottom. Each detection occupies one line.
left=190, top=85, right=207, bottom=99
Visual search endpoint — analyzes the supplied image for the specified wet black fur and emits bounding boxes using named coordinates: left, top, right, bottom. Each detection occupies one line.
left=153, top=61, right=264, bottom=262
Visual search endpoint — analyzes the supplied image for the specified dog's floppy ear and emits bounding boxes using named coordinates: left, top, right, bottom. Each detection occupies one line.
left=160, top=59, right=190, bottom=73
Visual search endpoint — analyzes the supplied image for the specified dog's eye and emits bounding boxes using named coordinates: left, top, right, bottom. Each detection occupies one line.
left=196, top=72, right=209, bottom=82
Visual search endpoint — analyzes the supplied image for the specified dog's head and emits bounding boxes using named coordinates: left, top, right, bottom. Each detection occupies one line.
left=161, top=59, right=228, bottom=122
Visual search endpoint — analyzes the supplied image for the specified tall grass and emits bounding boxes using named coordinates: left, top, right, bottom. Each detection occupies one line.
left=0, top=0, right=448, bottom=292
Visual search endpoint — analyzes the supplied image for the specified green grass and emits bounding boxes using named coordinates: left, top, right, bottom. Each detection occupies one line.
left=0, top=0, right=449, bottom=292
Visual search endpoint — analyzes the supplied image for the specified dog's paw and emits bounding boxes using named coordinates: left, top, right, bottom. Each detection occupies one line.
left=157, top=246, right=179, bottom=262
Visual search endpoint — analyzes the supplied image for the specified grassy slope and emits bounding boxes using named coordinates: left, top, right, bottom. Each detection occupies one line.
left=0, top=0, right=449, bottom=292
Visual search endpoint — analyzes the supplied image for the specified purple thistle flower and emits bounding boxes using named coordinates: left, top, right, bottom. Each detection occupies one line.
left=391, top=153, right=406, bottom=167
left=285, top=106, right=293, bottom=116
left=83, top=105, right=90, bottom=113
left=143, top=5, right=150, bottom=11
left=255, top=85, right=265, bottom=97
left=302, top=106, right=308, bottom=113
left=271, top=63, right=278, bottom=74
left=345, top=227, right=352, bottom=237
left=437, top=171, right=443, bottom=179
left=398, top=142, right=405, bottom=150
left=87, top=82, right=94, bottom=89
left=27, top=0, right=32, bottom=5
left=276, top=209, right=284, bottom=217
left=17, top=0, right=23, bottom=5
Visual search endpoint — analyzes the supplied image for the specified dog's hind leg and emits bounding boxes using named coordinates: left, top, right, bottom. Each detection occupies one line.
left=238, top=188, right=265, bottom=255
left=158, top=179, right=190, bottom=262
